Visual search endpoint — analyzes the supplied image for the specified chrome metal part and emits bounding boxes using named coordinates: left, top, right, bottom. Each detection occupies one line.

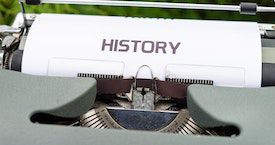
left=132, top=65, right=156, bottom=110
left=79, top=107, right=121, bottom=129
left=20, top=0, right=275, bottom=14
left=132, top=88, right=155, bottom=110
left=18, top=35, right=27, bottom=50
left=0, top=50, right=3, bottom=68
left=2, top=52, right=11, bottom=69
left=1, top=36, right=17, bottom=49
left=79, top=107, right=216, bottom=135
left=0, top=25, right=21, bottom=34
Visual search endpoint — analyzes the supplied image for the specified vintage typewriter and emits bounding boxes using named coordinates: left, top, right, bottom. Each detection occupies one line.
left=0, top=0, right=275, bottom=144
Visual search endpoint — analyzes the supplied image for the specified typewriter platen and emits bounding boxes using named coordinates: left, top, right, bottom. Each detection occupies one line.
left=0, top=0, right=275, bottom=145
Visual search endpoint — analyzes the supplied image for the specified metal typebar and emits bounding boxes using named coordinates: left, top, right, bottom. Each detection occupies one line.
left=20, top=0, right=275, bottom=13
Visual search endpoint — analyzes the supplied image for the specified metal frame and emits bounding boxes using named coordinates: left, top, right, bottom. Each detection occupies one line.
left=17, top=0, right=275, bottom=33
left=19, top=0, right=275, bottom=13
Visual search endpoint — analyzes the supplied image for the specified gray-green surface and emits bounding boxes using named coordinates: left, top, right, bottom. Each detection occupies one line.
left=0, top=69, right=275, bottom=145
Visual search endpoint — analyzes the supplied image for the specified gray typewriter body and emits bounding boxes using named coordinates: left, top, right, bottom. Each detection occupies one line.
left=0, top=1, right=275, bottom=145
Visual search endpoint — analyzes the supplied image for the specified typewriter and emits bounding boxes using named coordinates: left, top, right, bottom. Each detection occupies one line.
left=0, top=0, right=275, bottom=145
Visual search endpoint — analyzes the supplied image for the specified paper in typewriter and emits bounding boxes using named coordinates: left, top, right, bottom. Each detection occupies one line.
left=22, top=14, right=262, bottom=88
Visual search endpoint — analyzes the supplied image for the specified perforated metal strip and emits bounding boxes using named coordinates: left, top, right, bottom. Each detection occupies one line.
left=166, top=78, right=213, bottom=85
left=77, top=73, right=123, bottom=79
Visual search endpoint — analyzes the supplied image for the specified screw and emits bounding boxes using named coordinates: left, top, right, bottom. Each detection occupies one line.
left=30, top=15, right=36, bottom=19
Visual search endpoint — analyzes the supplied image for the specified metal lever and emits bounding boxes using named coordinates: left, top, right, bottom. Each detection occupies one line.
left=19, top=0, right=275, bottom=15
left=132, top=65, right=156, bottom=110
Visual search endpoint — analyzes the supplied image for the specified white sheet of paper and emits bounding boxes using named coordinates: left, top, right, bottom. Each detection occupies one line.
left=22, top=14, right=262, bottom=87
